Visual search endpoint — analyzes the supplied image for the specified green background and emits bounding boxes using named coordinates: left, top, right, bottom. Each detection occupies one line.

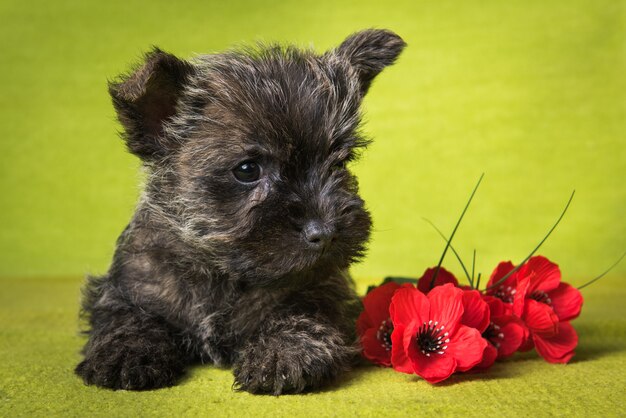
left=1, top=0, right=625, bottom=416
left=1, top=0, right=624, bottom=282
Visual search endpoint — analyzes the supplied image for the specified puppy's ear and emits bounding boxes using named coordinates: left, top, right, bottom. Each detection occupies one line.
left=335, top=29, right=406, bottom=95
left=109, top=48, right=195, bottom=161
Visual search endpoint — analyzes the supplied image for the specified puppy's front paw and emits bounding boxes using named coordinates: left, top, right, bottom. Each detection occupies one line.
left=233, top=323, right=355, bottom=395
left=76, top=333, right=185, bottom=390
left=233, top=344, right=304, bottom=395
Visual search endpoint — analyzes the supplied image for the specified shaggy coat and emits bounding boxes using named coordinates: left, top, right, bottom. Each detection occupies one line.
left=75, top=29, right=405, bottom=394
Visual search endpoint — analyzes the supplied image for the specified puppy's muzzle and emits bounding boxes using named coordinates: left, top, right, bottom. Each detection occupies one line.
left=302, top=220, right=335, bottom=251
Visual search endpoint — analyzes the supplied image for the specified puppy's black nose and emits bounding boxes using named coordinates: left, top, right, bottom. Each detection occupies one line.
left=303, top=220, right=334, bottom=250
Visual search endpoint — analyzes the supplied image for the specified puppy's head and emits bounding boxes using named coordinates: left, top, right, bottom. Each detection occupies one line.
left=110, top=29, right=405, bottom=285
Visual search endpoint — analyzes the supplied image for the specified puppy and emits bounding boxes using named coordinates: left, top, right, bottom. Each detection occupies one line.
left=75, top=29, right=405, bottom=394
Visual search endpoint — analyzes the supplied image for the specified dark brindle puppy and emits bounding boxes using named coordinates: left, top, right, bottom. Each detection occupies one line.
left=75, top=29, right=405, bottom=394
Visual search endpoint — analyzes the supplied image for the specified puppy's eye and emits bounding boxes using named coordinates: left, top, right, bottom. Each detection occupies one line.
left=233, top=161, right=261, bottom=183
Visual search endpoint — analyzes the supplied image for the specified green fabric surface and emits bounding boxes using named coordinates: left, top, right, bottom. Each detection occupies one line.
left=1, top=275, right=625, bottom=417
left=1, top=0, right=625, bottom=416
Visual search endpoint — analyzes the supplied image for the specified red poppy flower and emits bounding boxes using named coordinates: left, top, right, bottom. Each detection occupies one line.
left=515, top=256, right=581, bottom=363
left=417, top=267, right=459, bottom=294
left=517, top=256, right=583, bottom=322
left=485, top=261, right=529, bottom=317
left=389, top=284, right=487, bottom=383
left=473, top=296, right=527, bottom=369
left=487, top=256, right=582, bottom=363
left=356, top=281, right=402, bottom=366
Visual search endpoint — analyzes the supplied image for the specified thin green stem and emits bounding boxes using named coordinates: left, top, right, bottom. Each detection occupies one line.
left=578, top=251, right=626, bottom=290
left=476, top=272, right=482, bottom=290
left=471, top=249, right=476, bottom=285
left=485, top=190, right=575, bottom=291
left=422, top=217, right=472, bottom=285
left=429, top=173, right=484, bottom=289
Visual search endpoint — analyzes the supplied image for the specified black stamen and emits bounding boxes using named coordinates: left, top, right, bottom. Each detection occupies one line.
left=376, top=319, right=394, bottom=351
left=483, top=322, right=505, bottom=348
left=493, top=285, right=517, bottom=303
left=415, top=321, right=449, bottom=356
left=530, top=290, right=552, bottom=305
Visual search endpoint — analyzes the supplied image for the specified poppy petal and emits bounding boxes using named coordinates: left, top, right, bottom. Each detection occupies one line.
left=390, top=286, right=430, bottom=328
left=417, top=267, right=459, bottom=294
left=362, top=281, right=402, bottom=325
left=519, top=335, right=534, bottom=352
left=483, top=295, right=507, bottom=318
left=548, top=282, right=583, bottom=322
left=461, top=290, right=490, bottom=333
left=428, top=284, right=464, bottom=332
left=446, top=325, right=488, bottom=372
left=487, top=261, right=515, bottom=289
left=411, top=351, right=457, bottom=384
left=492, top=315, right=526, bottom=358
left=361, top=327, right=393, bottom=366
left=512, top=274, right=531, bottom=317
left=390, top=323, right=413, bottom=374
left=525, top=256, right=561, bottom=293
left=474, top=343, right=498, bottom=370
left=523, top=299, right=559, bottom=338
left=534, top=321, right=578, bottom=364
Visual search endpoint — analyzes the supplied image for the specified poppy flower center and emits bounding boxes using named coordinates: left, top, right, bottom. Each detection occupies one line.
left=493, top=285, right=517, bottom=303
left=530, top=290, right=552, bottom=305
left=415, top=320, right=450, bottom=357
left=483, top=321, right=505, bottom=349
left=376, top=318, right=393, bottom=351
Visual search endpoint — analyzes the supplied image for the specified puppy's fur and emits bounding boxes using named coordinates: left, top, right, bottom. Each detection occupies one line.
left=75, top=29, right=405, bottom=394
